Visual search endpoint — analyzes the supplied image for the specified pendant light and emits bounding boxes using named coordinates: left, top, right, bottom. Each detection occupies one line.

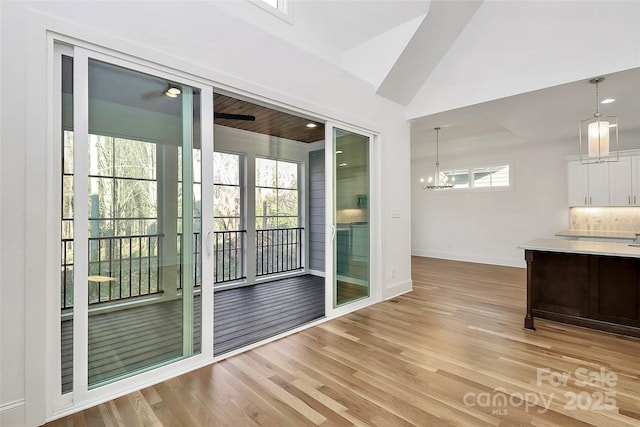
left=579, top=77, right=619, bottom=164
left=421, top=127, right=453, bottom=189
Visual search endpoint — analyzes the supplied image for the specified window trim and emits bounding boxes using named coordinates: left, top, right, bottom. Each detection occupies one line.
left=254, top=156, right=301, bottom=229
left=249, top=0, right=292, bottom=24
left=437, top=161, right=514, bottom=192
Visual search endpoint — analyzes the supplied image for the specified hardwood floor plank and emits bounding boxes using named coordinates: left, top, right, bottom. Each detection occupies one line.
left=48, top=257, right=640, bottom=426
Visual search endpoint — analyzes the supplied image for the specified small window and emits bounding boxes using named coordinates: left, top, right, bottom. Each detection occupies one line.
left=445, top=169, right=470, bottom=189
left=434, top=164, right=510, bottom=191
left=260, top=0, right=278, bottom=8
left=255, top=0, right=288, bottom=15
left=473, top=165, right=510, bottom=188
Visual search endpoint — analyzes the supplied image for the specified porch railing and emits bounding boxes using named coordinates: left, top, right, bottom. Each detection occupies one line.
left=62, top=233, right=201, bottom=309
left=61, top=234, right=163, bottom=309
left=61, top=227, right=301, bottom=308
left=214, top=230, right=247, bottom=283
left=256, top=227, right=304, bottom=277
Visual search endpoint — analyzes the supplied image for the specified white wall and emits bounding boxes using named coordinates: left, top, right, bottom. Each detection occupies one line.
left=411, top=140, right=574, bottom=267
left=0, top=2, right=411, bottom=425
left=0, top=3, right=28, bottom=426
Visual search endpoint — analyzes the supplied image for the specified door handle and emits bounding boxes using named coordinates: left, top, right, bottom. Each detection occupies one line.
left=206, top=229, right=212, bottom=259
left=330, top=224, right=335, bottom=242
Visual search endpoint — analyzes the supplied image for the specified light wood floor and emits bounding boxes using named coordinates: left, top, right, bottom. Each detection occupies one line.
left=46, top=257, right=640, bottom=426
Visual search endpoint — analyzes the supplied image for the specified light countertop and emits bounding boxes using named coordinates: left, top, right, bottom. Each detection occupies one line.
left=519, top=238, right=640, bottom=258
left=556, top=229, right=639, bottom=239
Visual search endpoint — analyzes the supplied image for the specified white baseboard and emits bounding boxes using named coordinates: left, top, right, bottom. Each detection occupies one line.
left=1, top=399, right=25, bottom=427
left=382, top=279, right=412, bottom=300
left=308, top=269, right=325, bottom=277
left=412, top=249, right=526, bottom=268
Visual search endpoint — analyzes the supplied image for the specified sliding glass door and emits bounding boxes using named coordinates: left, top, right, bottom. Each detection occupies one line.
left=59, top=46, right=212, bottom=401
left=331, top=127, right=371, bottom=307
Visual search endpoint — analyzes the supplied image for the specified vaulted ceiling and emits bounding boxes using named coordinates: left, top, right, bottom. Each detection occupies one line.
left=217, top=0, right=639, bottom=154
left=87, top=0, right=638, bottom=151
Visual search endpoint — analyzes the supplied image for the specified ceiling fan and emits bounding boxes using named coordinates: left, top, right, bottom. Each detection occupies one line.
left=214, top=112, right=255, bottom=121
left=146, top=85, right=257, bottom=121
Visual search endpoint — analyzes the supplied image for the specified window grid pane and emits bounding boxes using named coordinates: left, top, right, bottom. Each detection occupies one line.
left=255, top=158, right=298, bottom=229
left=491, top=165, right=510, bottom=187
left=443, top=169, right=470, bottom=189
left=214, top=152, right=242, bottom=231
left=473, top=167, right=492, bottom=188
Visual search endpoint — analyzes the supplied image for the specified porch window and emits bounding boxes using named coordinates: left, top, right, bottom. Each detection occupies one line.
left=255, top=158, right=298, bottom=229
left=213, top=152, right=246, bottom=283
left=255, top=158, right=302, bottom=276
left=87, top=135, right=161, bottom=304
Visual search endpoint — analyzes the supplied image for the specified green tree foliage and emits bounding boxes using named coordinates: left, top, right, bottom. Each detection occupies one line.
left=213, top=152, right=241, bottom=231
left=255, top=158, right=298, bottom=229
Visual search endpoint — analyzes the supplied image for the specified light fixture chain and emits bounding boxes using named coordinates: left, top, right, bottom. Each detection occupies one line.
left=595, top=79, right=600, bottom=115
left=435, top=128, right=439, bottom=162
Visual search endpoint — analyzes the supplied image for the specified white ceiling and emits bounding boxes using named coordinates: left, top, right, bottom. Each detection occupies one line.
left=297, top=0, right=431, bottom=54
left=227, top=1, right=639, bottom=158
left=410, top=66, right=640, bottom=158
left=217, top=1, right=639, bottom=160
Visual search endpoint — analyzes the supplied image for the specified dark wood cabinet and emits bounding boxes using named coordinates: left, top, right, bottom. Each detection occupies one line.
left=588, top=256, right=640, bottom=326
left=524, top=249, right=640, bottom=337
left=530, top=251, right=588, bottom=316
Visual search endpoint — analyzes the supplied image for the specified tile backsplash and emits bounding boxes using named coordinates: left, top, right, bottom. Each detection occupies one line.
left=336, top=208, right=366, bottom=224
left=570, top=207, right=640, bottom=231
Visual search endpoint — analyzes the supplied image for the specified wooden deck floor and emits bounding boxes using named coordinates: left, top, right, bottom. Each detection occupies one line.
left=214, top=274, right=325, bottom=355
left=61, top=274, right=324, bottom=393
left=50, top=258, right=640, bottom=426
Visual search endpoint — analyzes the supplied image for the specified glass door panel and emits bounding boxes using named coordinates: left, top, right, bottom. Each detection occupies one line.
left=333, top=128, right=370, bottom=307
left=84, top=58, right=200, bottom=388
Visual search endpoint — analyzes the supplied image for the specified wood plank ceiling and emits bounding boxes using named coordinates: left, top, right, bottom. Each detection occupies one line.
left=214, top=93, right=325, bottom=143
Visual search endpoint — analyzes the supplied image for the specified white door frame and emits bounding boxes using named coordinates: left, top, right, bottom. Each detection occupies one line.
left=324, top=122, right=381, bottom=319
left=48, top=42, right=215, bottom=417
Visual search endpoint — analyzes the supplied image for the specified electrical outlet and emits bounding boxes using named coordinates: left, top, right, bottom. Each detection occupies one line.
left=391, top=268, right=397, bottom=278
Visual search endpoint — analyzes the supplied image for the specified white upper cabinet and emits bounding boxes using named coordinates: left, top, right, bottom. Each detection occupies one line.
left=567, top=160, right=609, bottom=206
left=567, top=153, right=640, bottom=206
left=609, top=157, right=633, bottom=205
left=588, top=162, right=610, bottom=206
left=567, top=160, right=589, bottom=206
left=632, top=156, right=640, bottom=206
